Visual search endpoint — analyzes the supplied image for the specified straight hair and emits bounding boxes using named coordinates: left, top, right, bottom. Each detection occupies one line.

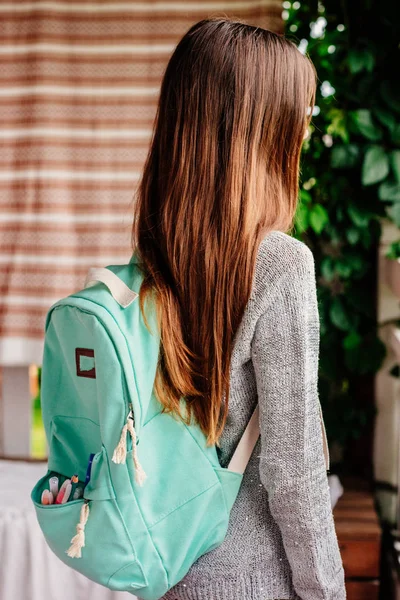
left=131, top=17, right=317, bottom=446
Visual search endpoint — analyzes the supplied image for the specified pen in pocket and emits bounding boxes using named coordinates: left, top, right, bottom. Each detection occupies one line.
left=84, top=453, right=95, bottom=489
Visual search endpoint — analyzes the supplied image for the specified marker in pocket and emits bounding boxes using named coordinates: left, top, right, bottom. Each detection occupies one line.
left=69, top=474, right=79, bottom=500
left=61, top=482, right=72, bottom=504
left=72, top=486, right=83, bottom=500
left=49, top=476, right=59, bottom=497
left=41, top=489, right=54, bottom=505
left=55, top=479, right=71, bottom=504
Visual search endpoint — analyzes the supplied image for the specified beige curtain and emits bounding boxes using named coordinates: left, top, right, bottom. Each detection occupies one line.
left=0, top=1, right=282, bottom=366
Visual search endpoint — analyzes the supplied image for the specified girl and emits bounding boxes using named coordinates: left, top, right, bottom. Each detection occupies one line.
left=132, top=17, right=346, bottom=600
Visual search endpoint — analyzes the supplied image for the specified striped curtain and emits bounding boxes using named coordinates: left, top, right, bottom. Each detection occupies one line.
left=0, top=1, right=282, bottom=367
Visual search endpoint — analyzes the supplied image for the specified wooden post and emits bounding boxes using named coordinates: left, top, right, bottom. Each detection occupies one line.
left=374, top=219, right=400, bottom=525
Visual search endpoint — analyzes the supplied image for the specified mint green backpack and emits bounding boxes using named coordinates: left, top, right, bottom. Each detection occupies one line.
left=30, top=255, right=260, bottom=600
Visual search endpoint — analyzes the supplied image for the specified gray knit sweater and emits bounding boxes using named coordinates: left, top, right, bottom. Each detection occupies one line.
left=162, top=230, right=346, bottom=600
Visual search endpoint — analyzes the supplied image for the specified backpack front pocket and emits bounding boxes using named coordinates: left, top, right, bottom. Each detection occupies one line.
left=47, top=415, right=102, bottom=481
left=31, top=448, right=148, bottom=592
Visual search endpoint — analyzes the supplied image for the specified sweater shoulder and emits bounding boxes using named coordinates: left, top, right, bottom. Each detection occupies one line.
left=250, top=230, right=316, bottom=304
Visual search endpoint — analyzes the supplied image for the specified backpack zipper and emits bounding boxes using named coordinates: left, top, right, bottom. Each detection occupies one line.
left=67, top=401, right=147, bottom=560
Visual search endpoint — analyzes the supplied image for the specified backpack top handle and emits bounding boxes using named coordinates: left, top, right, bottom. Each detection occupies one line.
left=84, top=267, right=138, bottom=308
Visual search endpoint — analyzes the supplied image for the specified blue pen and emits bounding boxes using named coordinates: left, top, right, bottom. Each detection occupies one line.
left=84, top=453, right=95, bottom=489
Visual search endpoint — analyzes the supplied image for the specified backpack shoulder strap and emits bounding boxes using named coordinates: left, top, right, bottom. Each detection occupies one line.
left=227, top=405, right=260, bottom=474
left=227, top=402, right=330, bottom=475
left=318, top=400, right=330, bottom=471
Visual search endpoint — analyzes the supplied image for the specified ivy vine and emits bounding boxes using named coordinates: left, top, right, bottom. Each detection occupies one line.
left=284, top=0, right=400, bottom=460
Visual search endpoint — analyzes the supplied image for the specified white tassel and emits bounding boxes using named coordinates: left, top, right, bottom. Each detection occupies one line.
left=112, top=408, right=147, bottom=486
left=66, top=501, right=90, bottom=559
left=126, top=416, right=147, bottom=486
left=112, top=422, right=128, bottom=464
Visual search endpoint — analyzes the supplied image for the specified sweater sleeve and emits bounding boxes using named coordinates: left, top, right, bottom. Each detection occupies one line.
left=251, top=243, right=346, bottom=600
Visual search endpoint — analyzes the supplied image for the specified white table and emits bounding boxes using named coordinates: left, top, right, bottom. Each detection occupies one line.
left=0, top=460, right=136, bottom=600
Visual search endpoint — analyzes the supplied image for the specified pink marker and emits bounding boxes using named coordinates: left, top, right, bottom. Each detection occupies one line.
left=61, top=482, right=72, bottom=504
left=55, top=479, right=71, bottom=504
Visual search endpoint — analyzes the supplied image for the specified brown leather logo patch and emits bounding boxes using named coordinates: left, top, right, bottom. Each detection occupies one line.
left=75, top=348, right=96, bottom=379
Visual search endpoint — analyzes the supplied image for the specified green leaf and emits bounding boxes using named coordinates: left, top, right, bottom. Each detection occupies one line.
left=378, top=180, right=400, bottom=202
left=294, top=202, right=309, bottom=233
left=362, top=146, right=390, bottom=186
left=391, top=151, right=400, bottom=183
left=327, top=108, right=349, bottom=143
left=346, top=227, right=360, bottom=245
left=335, top=260, right=352, bottom=278
left=373, top=107, right=397, bottom=132
left=330, top=297, right=352, bottom=331
left=347, top=204, right=370, bottom=227
left=352, top=110, right=382, bottom=141
left=386, top=241, right=400, bottom=260
left=347, top=50, right=363, bottom=74
left=309, top=204, right=329, bottom=234
left=363, top=50, right=375, bottom=72
left=343, top=331, right=362, bottom=350
left=299, top=189, right=312, bottom=203
left=348, top=49, right=375, bottom=74
left=321, top=257, right=335, bottom=282
left=331, top=144, right=359, bottom=169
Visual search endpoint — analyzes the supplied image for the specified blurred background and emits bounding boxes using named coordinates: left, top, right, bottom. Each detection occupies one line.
left=0, top=1, right=399, bottom=599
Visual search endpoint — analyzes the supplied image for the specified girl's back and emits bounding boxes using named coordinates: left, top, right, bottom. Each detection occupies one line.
left=132, top=17, right=346, bottom=600
left=162, top=230, right=344, bottom=600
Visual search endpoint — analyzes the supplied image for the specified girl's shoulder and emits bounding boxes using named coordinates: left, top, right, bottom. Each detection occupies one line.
left=250, top=230, right=316, bottom=304
left=257, top=229, right=315, bottom=279
left=259, top=229, right=314, bottom=262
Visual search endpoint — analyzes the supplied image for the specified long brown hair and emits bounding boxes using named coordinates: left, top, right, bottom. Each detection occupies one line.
left=131, top=17, right=316, bottom=446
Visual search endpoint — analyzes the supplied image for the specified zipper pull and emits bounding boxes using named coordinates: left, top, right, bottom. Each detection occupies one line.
left=112, top=420, right=129, bottom=464
left=126, top=413, right=147, bottom=486
left=112, top=404, right=147, bottom=486
left=128, top=403, right=135, bottom=424
left=112, top=404, right=135, bottom=464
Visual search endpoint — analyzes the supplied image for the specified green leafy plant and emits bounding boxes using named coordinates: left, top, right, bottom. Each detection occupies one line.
left=284, top=0, right=400, bottom=460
